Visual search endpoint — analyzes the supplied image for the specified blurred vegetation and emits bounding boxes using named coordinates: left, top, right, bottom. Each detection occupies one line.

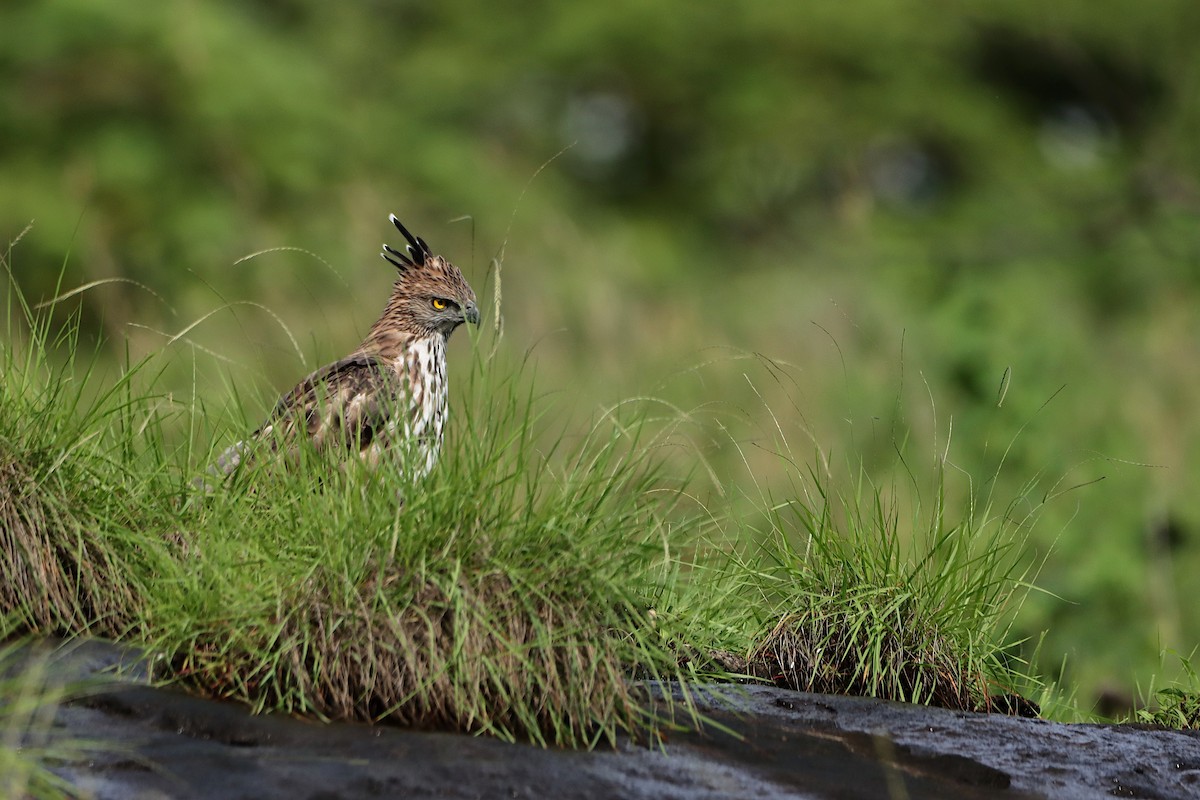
left=3, top=0, right=1199, bottom=709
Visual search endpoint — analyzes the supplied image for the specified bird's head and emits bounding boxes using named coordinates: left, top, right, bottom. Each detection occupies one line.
left=380, top=214, right=480, bottom=338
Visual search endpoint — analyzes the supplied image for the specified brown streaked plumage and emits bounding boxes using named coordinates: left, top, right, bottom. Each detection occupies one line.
left=211, top=214, right=479, bottom=483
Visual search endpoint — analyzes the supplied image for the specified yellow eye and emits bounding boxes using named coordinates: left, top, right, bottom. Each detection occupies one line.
left=431, top=298, right=448, bottom=311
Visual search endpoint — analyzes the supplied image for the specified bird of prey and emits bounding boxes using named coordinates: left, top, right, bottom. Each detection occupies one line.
left=210, top=214, right=479, bottom=484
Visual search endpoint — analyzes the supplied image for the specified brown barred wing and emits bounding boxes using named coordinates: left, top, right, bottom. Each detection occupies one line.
left=255, top=353, right=409, bottom=464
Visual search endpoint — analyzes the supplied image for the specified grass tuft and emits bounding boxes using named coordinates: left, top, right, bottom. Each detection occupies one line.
left=139, top=355, right=691, bottom=746
left=0, top=267, right=165, bottom=639
left=695, top=361, right=1047, bottom=714
left=744, top=464, right=1037, bottom=711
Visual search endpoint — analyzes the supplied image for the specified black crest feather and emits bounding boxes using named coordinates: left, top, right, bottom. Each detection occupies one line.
left=381, top=243, right=413, bottom=270
left=386, top=214, right=433, bottom=267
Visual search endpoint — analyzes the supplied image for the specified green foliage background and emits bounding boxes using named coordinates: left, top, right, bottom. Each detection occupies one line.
left=3, top=0, right=1198, bottom=708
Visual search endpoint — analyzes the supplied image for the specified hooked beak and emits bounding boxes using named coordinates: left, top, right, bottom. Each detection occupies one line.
left=464, top=302, right=480, bottom=325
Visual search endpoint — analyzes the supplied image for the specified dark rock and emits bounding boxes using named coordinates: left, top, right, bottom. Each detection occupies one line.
left=25, top=641, right=1200, bottom=799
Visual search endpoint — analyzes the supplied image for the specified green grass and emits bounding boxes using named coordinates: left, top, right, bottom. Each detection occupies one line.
left=5, top=254, right=1164, bottom=762
left=1, top=256, right=705, bottom=746
left=9, top=0, right=1200, bottom=718
left=732, top=455, right=1041, bottom=712
left=646, top=367, right=1049, bottom=715
left=147, top=363, right=700, bottom=745
left=1133, top=651, right=1200, bottom=729
left=0, top=269, right=170, bottom=641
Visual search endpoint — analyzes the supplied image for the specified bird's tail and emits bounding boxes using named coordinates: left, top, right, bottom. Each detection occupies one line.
left=191, top=439, right=248, bottom=493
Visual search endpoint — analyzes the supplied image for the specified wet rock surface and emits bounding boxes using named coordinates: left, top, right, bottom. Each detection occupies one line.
left=31, top=640, right=1200, bottom=799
